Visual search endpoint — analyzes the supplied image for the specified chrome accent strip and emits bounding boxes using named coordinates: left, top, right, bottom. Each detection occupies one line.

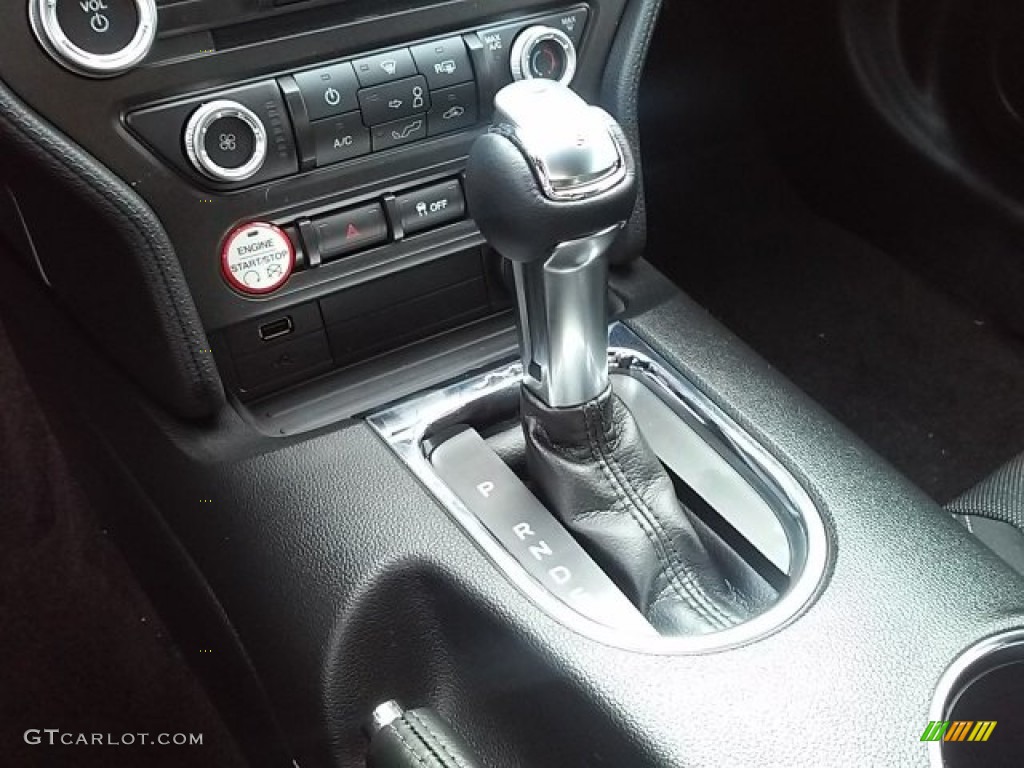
left=368, top=700, right=405, bottom=735
left=926, top=628, right=1024, bottom=767
left=184, top=101, right=268, bottom=183
left=367, top=323, right=831, bottom=653
left=4, top=185, right=51, bottom=288
left=514, top=224, right=620, bottom=408
left=29, top=0, right=157, bottom=79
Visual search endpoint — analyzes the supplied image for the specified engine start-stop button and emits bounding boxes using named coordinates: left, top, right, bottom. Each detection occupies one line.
left=221, top=222, right=295, bottom=296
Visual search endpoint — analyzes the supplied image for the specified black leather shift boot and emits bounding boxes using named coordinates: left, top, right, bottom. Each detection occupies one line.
left=521, top=386, right=754, bottom=635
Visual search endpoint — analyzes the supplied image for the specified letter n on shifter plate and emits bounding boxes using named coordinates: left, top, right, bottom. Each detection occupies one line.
left=430, top=428, right=653, bottom=634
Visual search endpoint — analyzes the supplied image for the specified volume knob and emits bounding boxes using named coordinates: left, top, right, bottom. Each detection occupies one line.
left=184, top=100, right=268, bottom=183
left=29, top=0, right=158, bottom=78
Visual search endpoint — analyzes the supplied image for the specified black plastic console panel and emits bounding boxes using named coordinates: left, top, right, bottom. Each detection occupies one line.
left=7, top=258, right=1023, bottom=768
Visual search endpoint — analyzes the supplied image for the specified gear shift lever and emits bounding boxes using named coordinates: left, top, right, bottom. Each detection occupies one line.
left=465, top=80, right=637, bottom=407
left=465, top=82, right=755, bottom=636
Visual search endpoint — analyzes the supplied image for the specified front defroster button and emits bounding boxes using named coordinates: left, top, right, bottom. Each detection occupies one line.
left=397, top=180, right=466, bottom=236
left=312, top=204, right=389, bottom=262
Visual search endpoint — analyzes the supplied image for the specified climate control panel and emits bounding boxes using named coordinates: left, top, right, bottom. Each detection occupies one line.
left=124, top=6, right=589, bottom=190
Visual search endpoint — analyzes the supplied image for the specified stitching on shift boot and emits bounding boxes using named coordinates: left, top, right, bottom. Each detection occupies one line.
left=583, top=402, right=725, bottom=629
left=391, top=720, right=429, bottom=767
left=406, top=710, right=470, bottom=768
left=590, top=402, right=738, bottom=629
left=599, top=416, right=736, bottom=629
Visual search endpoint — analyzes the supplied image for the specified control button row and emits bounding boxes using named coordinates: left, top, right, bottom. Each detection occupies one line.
left=306, top=82, right=478, bottom=167
left=287, top=36, right=474, bottom=126
left=299, top=179, right=467, bottom=266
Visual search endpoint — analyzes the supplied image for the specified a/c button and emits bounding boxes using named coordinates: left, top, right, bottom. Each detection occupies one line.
left=312, top=113, right=370, bottom=167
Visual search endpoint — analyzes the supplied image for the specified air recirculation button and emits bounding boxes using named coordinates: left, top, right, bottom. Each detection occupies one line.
left=29, top=0, right=158, bottom=78
left=184, top=101, right=269, bottom=183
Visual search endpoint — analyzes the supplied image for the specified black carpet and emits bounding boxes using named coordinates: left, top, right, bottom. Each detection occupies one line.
left=643, top=137, right=1024, bottom=503
left=0, top=320, right=248, bottom=768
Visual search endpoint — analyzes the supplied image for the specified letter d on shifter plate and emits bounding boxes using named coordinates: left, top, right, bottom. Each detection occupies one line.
left=431, top=427, right=653, bottom=634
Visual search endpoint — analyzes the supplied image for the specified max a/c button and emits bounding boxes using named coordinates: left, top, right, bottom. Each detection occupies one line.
left=312, top=203, right=388, bottom=262
left=396, top=180, right=466, bottom=236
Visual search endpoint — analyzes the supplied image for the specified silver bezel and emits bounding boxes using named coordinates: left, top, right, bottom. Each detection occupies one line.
left=184, top=101, right=268, bottom=183
left=367, top=323, right=832, bottom=654
left=926, top=628, right=1024, bottom=767
left=510, top=25, right=578, bottom=86
left=29, top=0, right=157, bottom=78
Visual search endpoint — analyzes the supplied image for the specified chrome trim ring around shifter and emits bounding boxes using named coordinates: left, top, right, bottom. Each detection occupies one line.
left=367, top=323, right=832, bottom=654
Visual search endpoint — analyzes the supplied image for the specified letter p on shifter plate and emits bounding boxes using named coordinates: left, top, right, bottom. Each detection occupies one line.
left=430, top=427, right=653, bottom=634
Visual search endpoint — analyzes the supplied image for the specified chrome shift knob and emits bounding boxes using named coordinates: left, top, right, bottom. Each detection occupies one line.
left=465, top=80, right=637, bottom=408
left=492, top=80, right=628, bottom=202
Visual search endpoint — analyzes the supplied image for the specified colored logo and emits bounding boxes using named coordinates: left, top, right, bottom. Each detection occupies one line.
left=920, top=721, right=997, bottom=742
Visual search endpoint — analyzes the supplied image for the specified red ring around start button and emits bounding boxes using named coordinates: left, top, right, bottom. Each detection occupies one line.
left=221, top=222, right=295, bottom=296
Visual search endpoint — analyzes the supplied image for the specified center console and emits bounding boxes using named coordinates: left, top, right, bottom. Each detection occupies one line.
left=3, top=1, right=1024, bottom=768
left=2, top=0, right=631, bottom=409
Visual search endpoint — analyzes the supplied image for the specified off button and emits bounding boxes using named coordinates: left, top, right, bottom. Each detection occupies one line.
left=221, top=222, right=296, bottom=296
left=396, top=180, right=466, bottom=236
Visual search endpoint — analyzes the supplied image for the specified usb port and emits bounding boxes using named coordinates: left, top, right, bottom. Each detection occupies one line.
left=258, top=317, right=294, bottom=342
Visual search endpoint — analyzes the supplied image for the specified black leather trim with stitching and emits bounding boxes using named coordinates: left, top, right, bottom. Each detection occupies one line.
left=369, top=709, right=483, bottom=768
left=521, top=385, right=757, bottom=635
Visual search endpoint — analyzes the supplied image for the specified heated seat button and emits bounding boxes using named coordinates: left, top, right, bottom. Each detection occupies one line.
left=396, top=180, right=466, bottom=236
left=358, top=75, right=430, bottom=126
left=351, top=48, right=417, bottom=87
left=410, top=37, right=474, bottom=90
left=427, top=83, right=478, bottom=136
left=293, top=62, right=360, bottom=121
left=312, top=204, right=388, bottom=262
left=311, top=113, right=370, bottom=166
